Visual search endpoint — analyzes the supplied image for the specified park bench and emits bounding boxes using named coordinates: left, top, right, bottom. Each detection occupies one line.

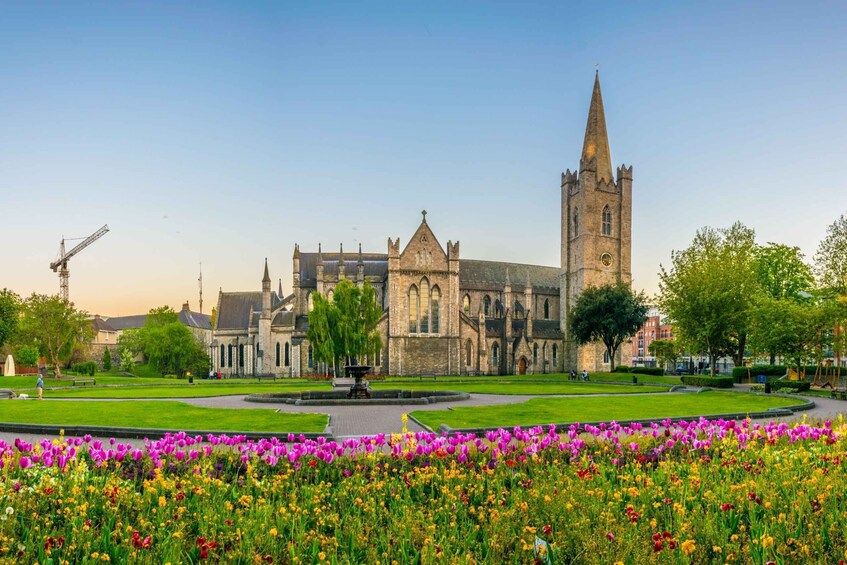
left=255, top=373, right=277, bottom=382
left=0, top=389, right=15, bottom=399
left=71, top=378, right=96, bottom=386
left=830, top=388, right=847, bottom=401
left=419, top=374, right=437, bottom=381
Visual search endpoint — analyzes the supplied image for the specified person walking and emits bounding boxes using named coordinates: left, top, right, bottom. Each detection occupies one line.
left=36, top=373, right=44, bottom=400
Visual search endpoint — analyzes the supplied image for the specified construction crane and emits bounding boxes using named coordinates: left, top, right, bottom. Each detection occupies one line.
left=50, top=224, right=110, bottom=302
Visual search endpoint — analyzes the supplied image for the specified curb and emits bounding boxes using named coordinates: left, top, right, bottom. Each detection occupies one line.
left=434, top=397, right=816, bottom=436
left=0, top=422, right=328, bottom=442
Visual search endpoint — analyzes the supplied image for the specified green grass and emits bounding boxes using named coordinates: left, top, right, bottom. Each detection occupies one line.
left=0, top=400, right=327, bottom=433
left=44, top=382, right=331, bottom=398
left=370, top=382, right=667, bottom=395
left=411, top=391, right=802, bottom=430
left=381, top=372, right=682, bottom=385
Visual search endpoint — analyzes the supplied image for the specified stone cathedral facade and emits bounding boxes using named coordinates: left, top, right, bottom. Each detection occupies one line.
left=212, top=73, right=633, bottom=377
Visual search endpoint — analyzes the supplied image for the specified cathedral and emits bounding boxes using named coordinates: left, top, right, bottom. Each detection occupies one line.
left=212, top=73, right=633, bottom=377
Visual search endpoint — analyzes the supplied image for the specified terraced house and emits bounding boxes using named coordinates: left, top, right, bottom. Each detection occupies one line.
left=213, top=74, right=633, bottom=377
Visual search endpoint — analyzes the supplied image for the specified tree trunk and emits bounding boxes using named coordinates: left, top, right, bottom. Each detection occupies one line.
left=608, top=345, right=617, bottom=371
left=769, top=352, right=776, bottom=365
left=733, top=332, right=746, bottom=369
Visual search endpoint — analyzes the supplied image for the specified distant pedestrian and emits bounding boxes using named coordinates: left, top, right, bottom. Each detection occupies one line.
left=36, top=374, right=44, bottom=400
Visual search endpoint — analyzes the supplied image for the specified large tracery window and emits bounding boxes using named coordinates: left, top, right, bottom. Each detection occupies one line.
left=602, top=205, right=612, bottom=236
left=409, top=279, right=440, bottom=335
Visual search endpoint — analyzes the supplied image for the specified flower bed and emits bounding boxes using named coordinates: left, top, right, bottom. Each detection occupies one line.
left=1, top=416, right=846, bottom=563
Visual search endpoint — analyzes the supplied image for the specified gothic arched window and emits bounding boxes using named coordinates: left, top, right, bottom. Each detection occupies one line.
left=307, top=292, right=314, bottom=312
left=431, top=285, right=440, bottom=334
left=492, top=343, right=499, bottom=366
left=227, top=344, right=233, bottom=368
left=543, top=299, right=550, bottom=320
left=533, top=343, right=538, bottom=365
left=220, top=344, right=225, bottom=366
left=463, top=294, right=470, bottom=315
left=602, top=205, right=612, bottom=236
left=483, top=295, right=491, bottom=317
left=275, top=342, right=280, bottom=367
left=409, top=285, right=419, bottom=333
left=419, top=278, right=430, bottom=333
left=307, top=346, right=313, bottom=369
left=465, top=339, right=472, bottom=366
left=284, top=343, right=290, bottom=367
left=238, top=344, right=245, bottom=368
left=573, top=208, right=580, bottom=237
left=552, top=344, right=558, bottom=367
left=327, top=289, right=334, bottom=301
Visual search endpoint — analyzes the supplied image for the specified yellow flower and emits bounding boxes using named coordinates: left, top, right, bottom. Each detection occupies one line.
left=269, top=528, right=278, bottom=537
left=158, top=496, right=166, bottom=508
left=681, top=539, right=696, bottom=556
left=713, top=545, right=722, bottom=553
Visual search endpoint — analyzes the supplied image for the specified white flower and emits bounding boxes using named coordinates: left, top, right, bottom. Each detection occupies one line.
left=4, top=507, right=13, bottom=515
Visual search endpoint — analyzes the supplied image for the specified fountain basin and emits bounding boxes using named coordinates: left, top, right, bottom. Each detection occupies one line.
left=244, top=389, right=470, bottom=406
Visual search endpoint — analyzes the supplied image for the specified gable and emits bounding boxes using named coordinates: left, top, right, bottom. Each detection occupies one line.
left=399, top=217, right=448, bottom=271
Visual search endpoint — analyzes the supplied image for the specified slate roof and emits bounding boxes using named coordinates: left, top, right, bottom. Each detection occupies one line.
left=299, top=252, right=388, bottom=285
left=459, top=260, right=560, bottom=290
left=272, top=310, right=295, bottom=326
left=532, top=320, right=564, bottom=339
left=105, top=314, right=148, bottom=331
left=216, top=292, right=263, bottom=330
left=91, top=317, right=116, bottom=332
left=178, top=309, right=212, bottom=330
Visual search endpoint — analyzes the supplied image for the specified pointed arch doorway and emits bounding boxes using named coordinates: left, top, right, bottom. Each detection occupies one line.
left=518, top=357, right=527, bottom=375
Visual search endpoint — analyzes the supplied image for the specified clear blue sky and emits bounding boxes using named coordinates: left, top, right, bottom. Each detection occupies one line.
left=2, top=1, right=845, bottom=315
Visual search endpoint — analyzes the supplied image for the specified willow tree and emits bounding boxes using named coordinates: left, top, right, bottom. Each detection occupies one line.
left=307, top=279, right=383, bottom=375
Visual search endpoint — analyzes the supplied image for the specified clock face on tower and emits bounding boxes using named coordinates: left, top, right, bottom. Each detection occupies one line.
left=600, top=253, right=612, bottom=267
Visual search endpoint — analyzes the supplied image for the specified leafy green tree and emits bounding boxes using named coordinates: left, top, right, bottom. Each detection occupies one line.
left=658, top=222, right=758, bottom=375
left=119, top=348, right=135, bottom=373
left=17, top=294, right=93, bottom=377
left=750, top=299, right=828, bottom=375
left=648, top=339, right=680, bottom=373
left=307, top=279, right=383, bottom=374
left=0, top=289, right=21, bottom=350
left=753, top=243, right=815, bottom=302
left=101, top=347, right=112, bottom=371
left=117, top=307, right=208, bottom=377
left=569, top=282, right=648, bottom=371
left=15, top=344, right=39, bottom=367
left=814, top=213, right=847, bottom=293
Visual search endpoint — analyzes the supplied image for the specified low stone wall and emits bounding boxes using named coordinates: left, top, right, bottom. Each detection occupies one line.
left=245, top=389, right=470, bottom=406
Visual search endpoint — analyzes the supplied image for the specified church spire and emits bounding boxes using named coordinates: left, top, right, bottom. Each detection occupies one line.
left=580, top=71, right=614, bottom=184
left=262, top=257, right=271, bottom=283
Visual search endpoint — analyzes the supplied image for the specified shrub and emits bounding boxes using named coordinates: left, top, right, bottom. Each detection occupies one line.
left=119, top=349, right=135, bottom=373
left=101, top=348, right=112, bottom=371
left=70, top=361, right=97, bottom=376
left=770, top=380, right=811, bottom=392
left=631, top=367, right=665, bottom=376
left=15, top=345, right=40, bottom=367
left=681, top=375, right=734, bottom=388
left=613, top=365, right=630, bottom=373
left=732, top=365, right=844, bottom=383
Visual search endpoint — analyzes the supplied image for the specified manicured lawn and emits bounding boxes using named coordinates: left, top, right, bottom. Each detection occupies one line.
left=1, top=374, right=176, bottom=390
left=381, top=372, right=683, bottom=385
left=43, top=382, right=331, bottom=398
left=411, top=391, right=802, bottom=430
left=370, top=382, right=667, bottom=395
left=0, top=400, right=327, bottom=432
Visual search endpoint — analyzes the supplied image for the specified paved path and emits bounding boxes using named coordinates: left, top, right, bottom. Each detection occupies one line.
left=2, top=391, right=846, bottom=443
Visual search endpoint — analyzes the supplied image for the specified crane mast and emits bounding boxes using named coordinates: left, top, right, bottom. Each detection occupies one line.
left=50, top=224, right=110, bottom=302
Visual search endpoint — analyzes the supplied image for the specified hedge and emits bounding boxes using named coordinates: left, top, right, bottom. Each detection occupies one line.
left=770, top=380, right=811, bottom=392
left=681, top=375, right=734, bottom=389
left=732, top=365, right=844, bottom=382
left=614, top=366, right=665, bottom=376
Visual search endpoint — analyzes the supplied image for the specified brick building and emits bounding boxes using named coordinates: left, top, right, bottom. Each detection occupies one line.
left=213, top=73, right=634, bottom=376
left=632, top=308, right=674, bottom=367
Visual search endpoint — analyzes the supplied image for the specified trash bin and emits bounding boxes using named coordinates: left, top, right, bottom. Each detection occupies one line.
left=188, top=374, right=194, bottom=384
left=632, top=375, right=638, bottom=384
left=764, top=381, right=771, bottom=394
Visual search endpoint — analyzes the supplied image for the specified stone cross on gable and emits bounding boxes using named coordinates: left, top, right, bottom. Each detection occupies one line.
left=421, top=209, right=427, bottom=221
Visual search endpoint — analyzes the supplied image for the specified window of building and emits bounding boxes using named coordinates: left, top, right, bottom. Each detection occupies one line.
left=603, top=350, right=610, bottom=364
left=374, top=348, right=380, bottom=366
left=220, top=344, right=225, bottom=367
left=483, top=295, right=491, bottom=317
left=430, top=285, right=440, bottom=334
left=465, top=340, right=472, bottom=366
left=494, top=300, right=503, bottom=318
left=533, top=343, right=538, bottom=365
left=227, top=344, right=233, bottom=368
left=492, top=343, right=499, bottom=366
left=420, top=278, right=430, bottom=333
left=307, top=292, right=314, bottom=312
left=239, top=344, right=244, bottom=368
left=544, top=299, right=550, bottom=320
left=463, top=294, right=470, bottom=315
left=602, top=205, right=612, bottom=236
left=409, top=285, right=419, bottom=333
left=573, top=208, right=579, bottom=237
left=284, top=343, right=290, bottom=367
left=307, top=346, right=313, bottom=369
left=552, top=344, right=558, bottom=367
left=327, top=289, right=334, bottom=301
left=275, top=342, right=280, bottom=367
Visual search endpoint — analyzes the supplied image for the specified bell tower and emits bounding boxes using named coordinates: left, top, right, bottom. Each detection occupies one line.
left=561, top=72, right=633, bottom=372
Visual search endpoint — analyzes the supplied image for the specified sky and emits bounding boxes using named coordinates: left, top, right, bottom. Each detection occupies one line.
left=1, top=1, right=846, bottom=316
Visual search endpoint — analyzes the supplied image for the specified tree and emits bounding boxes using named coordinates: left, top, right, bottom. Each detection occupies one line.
left=569, top=282, right=648, bottom=371
left=814, top=213, right=847, bottom=293
left=306, top=279, right=383, bottom=374
left=658, top=222, right=758, bottom=375
left=15, top=345, right=39, bottom=367
left=17, top=294, right=93, bottom=377
left=648, top=339, right=680, bottom=373
left=101, top=347, right=112, bottom=371
left=753, top=243, right=815, bottom=302
left=117, top=307, right=209, bottom=377
left=749, top=298, right=828, bottom=374
left=0, top=289, right=21, bottom=350
left=210, top=307, right=218, bottom=329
